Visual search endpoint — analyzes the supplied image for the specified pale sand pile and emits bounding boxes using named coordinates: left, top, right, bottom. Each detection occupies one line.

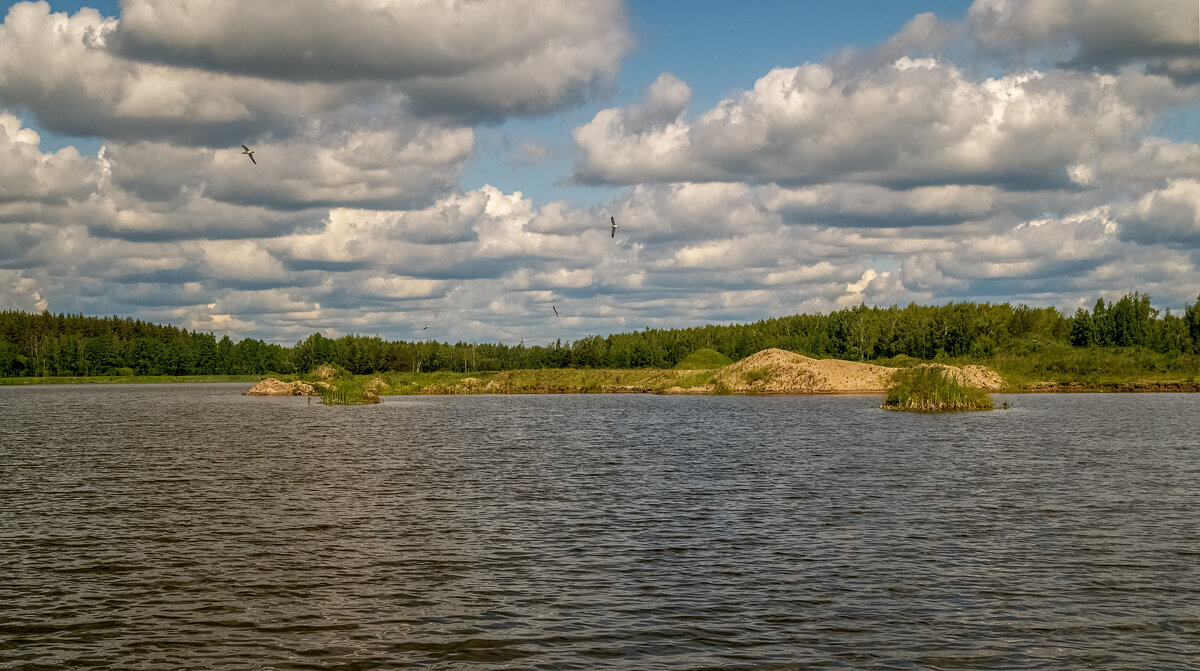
left=711, top=349, right=896, bottom=393
left=244, top=378, right=318, bottom=396
left=913, top=363, right=1004, bottom=390
left=707, top=348, right=1004, bottom=393
left=314, top=364, right=338, bottom=380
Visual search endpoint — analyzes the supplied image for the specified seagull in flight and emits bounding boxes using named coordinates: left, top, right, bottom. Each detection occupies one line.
left=553, top=305, right=562, bottom=318
left=610, top=216, right=618, bottom=238
left=241, top=145, right=257, bottom=165
left=422, top=325, right=431, bottom=330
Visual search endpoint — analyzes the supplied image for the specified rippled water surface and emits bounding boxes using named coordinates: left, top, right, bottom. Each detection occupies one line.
left=1, top=384, right=1198, bottom=669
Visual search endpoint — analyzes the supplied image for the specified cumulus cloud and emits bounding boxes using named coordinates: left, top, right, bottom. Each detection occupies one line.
left=4, top=171, right=1200, bottom=343
left=615, top=183, right=776, bottom=243
left=760, top=183, right=1003, bottom=227
left=0, top=269, right=48, bottom=311
left=0, top=113, right=98, bottom=206
left=620, top=73, right=691, bottom=133
left=967, top=0, right=1200, bottom=81
left=102, top=121, right=473, bottom=212
left=111, top=0, right=630, bottom=119
left=834, top=11, right=959, bottom=69
left=0, top=2, right=350, bottom=144
left=86, top=190, right=326, bottom=242
left=573, top=58, right=1168, bottom=189
left=0, top=0, right=628, bottom=145
left=1119, top=179, right=1200, bottom=246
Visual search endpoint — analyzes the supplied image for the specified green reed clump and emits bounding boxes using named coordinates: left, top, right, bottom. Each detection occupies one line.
left=317, top=377, right=381, bottom=405
left=883, top=366, right=993, bottom=412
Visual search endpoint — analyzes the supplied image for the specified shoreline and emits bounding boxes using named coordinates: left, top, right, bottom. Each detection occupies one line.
left=4, top=377, right=1198, bottom=393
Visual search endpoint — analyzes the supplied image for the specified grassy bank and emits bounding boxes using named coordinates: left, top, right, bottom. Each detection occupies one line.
left=372, top=367, right=716, bottom=395
left=882, top=367, right=994, bottom=412
left=0, top=374, right=261, bottom=385
left=965, top=342, right=1199, bottom=390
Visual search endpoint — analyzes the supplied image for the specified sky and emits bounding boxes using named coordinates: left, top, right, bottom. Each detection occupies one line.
left=0, top=0, right=1199, bottom=346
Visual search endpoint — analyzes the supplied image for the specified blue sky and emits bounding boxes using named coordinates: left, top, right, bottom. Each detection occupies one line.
left=0, top=0, right=1198, bottom=344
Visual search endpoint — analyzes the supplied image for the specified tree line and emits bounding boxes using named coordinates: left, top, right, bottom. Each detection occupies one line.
left=2, top=291, right=1198, bottom=378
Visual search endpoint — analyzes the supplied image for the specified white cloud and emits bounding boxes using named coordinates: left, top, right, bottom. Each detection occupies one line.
left=102, top=122, right=473, bottom=212
left=0, top=0, right=625, bottom=154
left=760, top=183, right=1001, bottom=227
left=0, top=113, right=98, bottom=206
left=111, top=0, right=630, bottom=119
left=0, top=269, right=48, bottom=311
left=573, top=59, right=1164, bottom=188
left=200, top=240, right=287, bottom=284
left=763, top=261, right=844, bottom=286
left=967, top=0, right=1200, bottom=80
left=1120, top=179, right=1200, bottom=245
left=0, top=2, right=346, bottom=143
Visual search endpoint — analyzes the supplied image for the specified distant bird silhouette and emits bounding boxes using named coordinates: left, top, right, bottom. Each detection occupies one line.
left=553, top=305, right=562, bottom=318
left=610, top=215, right=618, bottom=238
left=422, top=325, right=431, bottom=330
left=241, top=145, right=257, bottom=165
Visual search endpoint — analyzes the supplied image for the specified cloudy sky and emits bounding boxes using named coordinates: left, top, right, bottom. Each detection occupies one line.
left=1, top=0, right=1198, bottom=345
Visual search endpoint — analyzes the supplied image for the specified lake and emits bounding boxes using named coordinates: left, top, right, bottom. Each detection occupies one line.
left=1, top=384, right=1198, bottom=669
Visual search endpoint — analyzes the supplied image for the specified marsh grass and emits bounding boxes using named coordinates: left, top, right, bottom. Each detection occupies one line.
left=883, top=366, right=993, bottom=412
left=315, top=376, right=381, bottom=405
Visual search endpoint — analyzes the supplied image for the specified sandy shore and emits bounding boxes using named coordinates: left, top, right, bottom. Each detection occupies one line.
left=698, top=348, right=1003, bottom=394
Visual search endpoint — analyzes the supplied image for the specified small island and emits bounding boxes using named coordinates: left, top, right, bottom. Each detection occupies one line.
left=241, top=349, right=1006, bottom=411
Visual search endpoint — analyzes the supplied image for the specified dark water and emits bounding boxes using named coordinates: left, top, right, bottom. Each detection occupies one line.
left=1, top=385, right=1198, bottom=670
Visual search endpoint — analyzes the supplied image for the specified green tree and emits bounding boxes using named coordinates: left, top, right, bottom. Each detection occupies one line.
left=1185, top=293, right=1200, bottom=350
left=86, top=335, right=121, bottom=375
left=1069, top=307, right=1096, bottom=347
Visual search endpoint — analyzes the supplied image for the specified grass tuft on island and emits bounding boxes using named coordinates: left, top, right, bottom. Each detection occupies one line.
left=882, top=366, right=994, bottom=412
left=316, top=376, right=382, bottom=405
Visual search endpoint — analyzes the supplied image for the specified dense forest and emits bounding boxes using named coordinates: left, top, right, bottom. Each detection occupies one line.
left=2, top=291, right=1199, bottom=378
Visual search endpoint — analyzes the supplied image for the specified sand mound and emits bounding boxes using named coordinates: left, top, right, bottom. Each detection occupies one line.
left=913, top=363, right=1004, bottom=391
left=709, top=348, right=1004, bottom=393
left=244, top=378, right=317, bottom=396
left=712, top=349, right=896, bottom=393
left=314, top=364, right=338, bottom=380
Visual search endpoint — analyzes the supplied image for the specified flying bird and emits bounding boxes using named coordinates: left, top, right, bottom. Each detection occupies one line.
left=553, top=305, right=562, bottom=318
left=241, top=145, right=257, bottom=165
left=610, top=216, right=618, bottom=238
left=422, top=325, right=431, bottom=330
